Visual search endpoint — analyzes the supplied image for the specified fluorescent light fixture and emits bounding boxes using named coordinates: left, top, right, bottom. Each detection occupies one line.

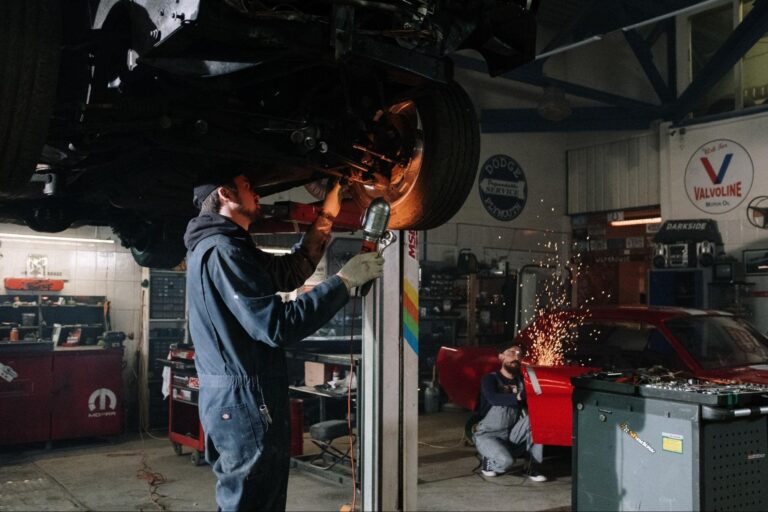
left=535, top=35, right=603, bottom=60
left=259, top=247, right=292, bottom=255
left=0, top=232, right=115, bottom=244
left=610, top=217, right=662, bottom=227
left=621, top=0, right=725, bottom=32
left=535, top=0, right=725, bottom=61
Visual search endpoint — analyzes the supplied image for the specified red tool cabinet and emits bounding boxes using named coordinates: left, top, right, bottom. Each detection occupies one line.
left=0, top=346, right=54, bottom=444
left=51, top=348, right=123, bottom=440
left=0, top=344, right=123, bottom=445
left=160, top=344, right=206, bottom=465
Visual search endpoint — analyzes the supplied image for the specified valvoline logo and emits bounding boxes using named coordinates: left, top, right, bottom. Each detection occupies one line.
left=684, top=139, right=753, bottom=214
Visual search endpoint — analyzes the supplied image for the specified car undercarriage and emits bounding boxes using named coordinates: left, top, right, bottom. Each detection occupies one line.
left=0, top=0, right=537, bottom=266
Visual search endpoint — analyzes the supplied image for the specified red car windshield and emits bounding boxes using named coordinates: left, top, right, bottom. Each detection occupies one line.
left=664, top=316, right=768, bottom=369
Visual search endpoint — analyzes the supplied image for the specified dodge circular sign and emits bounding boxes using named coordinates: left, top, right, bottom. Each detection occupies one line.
left=684, top=139, right=753, bottom=214
left=478, top=154, right=527, bottom=221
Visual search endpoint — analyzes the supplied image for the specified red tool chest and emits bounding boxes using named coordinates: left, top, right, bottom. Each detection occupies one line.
left=50, top=348, right=123, bottom=440
left=0, top=344, right=123, bottom=445
left=0, top=346, right=53, bottom=444
left=160, top=344, right=206, bottom=465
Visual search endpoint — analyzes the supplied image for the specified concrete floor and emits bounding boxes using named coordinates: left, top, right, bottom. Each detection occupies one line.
left=0, top=407, right=571, bottom=511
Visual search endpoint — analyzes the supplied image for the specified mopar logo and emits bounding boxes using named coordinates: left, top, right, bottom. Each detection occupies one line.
left=478, top=154, right=527, bottom=221
left=88, top=388, right=117, bottom=418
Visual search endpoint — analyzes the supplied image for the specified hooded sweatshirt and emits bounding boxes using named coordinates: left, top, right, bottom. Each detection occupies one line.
left=184, top=212, right=349, bottom=385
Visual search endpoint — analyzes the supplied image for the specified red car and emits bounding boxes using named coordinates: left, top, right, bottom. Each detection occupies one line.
left=437, top=306, right=768, bottom=446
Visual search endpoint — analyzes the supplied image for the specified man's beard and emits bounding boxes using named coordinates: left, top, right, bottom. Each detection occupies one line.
left=503, top=360, right=521, bottom=375
left=233, top=202, right=261, bottom=223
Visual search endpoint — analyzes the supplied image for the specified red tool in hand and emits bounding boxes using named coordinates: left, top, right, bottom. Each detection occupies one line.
left=358, top=198, right=396, bottom=296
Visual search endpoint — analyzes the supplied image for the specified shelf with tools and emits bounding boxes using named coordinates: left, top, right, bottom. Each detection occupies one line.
left=0, top=294, right=108, bottom=345
left=419, top=266, right=518, bottom=353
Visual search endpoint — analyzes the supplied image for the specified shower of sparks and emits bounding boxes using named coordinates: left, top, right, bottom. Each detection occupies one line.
left=516, top=199, right=607, bottom=366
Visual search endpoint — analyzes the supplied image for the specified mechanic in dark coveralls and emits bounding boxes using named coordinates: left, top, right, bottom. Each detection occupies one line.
left=184, top=173, right=384, bottom=511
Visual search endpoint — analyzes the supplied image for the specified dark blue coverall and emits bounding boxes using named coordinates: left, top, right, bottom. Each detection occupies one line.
left=184, top=213, right=349, bottom=511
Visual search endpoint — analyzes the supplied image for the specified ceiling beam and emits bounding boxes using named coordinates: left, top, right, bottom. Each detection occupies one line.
left=667, top=20, right=678, bottom=100
left=623, top=28, right=675, bottom=102
left=534, top=0, right=600, bottom=70
left=453, top=55, right=661, bottom=114
left=672, top=0, right=768, bottom=121
left=613, top=1, right=675, bottom=104
left=481, top=107, right=654, bottom=133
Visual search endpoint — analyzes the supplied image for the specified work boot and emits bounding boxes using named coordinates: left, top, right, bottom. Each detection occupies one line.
left=481, top=457, right=497, bottom=477
left=527, top=463, right=548, bottom=482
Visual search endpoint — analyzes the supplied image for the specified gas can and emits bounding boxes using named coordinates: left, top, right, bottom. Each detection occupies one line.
left=423, top=382, right=440, bottom=414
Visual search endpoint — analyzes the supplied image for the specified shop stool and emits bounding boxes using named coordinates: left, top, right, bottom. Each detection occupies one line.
left=308, top=419, right=354, bottom=470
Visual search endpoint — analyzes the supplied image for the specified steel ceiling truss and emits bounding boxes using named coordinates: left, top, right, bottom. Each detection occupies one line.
left=672, top=0, right=768, bottom=122
left=461, top=0, right=768, bottom=132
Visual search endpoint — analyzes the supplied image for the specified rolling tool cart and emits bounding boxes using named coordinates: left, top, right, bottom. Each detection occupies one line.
left=159, top=343, right=206, bottom=465
left=573, top=374, right=768, bottom=511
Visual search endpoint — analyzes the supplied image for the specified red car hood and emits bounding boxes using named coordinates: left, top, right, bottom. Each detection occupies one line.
left=698, top=364, right=768, bottom=384
left=436, top=346, right=499, bottom=411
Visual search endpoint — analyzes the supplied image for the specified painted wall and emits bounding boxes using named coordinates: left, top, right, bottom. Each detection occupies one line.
left=659, top=110, right=768, bottom=331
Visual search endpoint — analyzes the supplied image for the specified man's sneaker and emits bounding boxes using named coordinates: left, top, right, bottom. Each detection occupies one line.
left=528, top=469, right=548, bottom=482
left=480, top=457, right=497, bottom=477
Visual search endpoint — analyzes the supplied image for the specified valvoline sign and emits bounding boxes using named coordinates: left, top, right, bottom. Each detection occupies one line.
left=684, top=139, right=753, bottom=214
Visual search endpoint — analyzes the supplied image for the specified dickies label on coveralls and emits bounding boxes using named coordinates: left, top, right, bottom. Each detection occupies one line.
left=206, top=403, right=263, bottom=471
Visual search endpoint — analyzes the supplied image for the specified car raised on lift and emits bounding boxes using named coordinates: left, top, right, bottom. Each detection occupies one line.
left=0, top=0, right=538, bottom=267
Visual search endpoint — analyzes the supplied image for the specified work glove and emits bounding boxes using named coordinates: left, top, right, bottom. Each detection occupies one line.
left=336, top=252, right=385, bottom=289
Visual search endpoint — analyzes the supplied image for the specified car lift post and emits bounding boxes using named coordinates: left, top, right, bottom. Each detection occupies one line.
left=253, top=201, right=419, bottom=509
left=359, top=229, right=419, bottom=511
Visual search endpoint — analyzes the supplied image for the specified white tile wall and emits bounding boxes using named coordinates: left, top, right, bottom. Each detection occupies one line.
left=75, top=250, right=97, bottom=280
left=0, top=225, right=145, bottom=406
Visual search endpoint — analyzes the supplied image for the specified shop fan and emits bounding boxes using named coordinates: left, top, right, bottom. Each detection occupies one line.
left=746, top=196, right=768, bottom=229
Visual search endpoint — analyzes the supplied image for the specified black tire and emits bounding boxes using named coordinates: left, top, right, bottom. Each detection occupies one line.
left=350, top=81, right=480, bottom=230
left=173, top=442, right=183, bottom=456
left=24, top=203, right=73, bottom=233
left=130, top=224, right=187, bottom=269
left=0, top=1, right=61, bottom=195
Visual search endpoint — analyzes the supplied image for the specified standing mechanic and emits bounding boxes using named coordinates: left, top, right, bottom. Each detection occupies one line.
left=474, top=344, right=547, bottom=481
left=184, top=172, right=384, bottom=511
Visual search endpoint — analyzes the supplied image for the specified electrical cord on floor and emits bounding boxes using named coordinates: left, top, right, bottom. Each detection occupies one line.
left=137, top=452, right=169, bottom=511
left=417, top=435, right=467, bottom=449
left=105, top=450, right=169, bottom=510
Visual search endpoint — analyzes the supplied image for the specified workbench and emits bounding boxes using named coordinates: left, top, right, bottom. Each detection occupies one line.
left=286, top=350, right=361, bottom=485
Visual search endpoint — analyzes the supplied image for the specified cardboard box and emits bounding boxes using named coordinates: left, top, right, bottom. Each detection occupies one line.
left=304, top=362, right=332, bottom=387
